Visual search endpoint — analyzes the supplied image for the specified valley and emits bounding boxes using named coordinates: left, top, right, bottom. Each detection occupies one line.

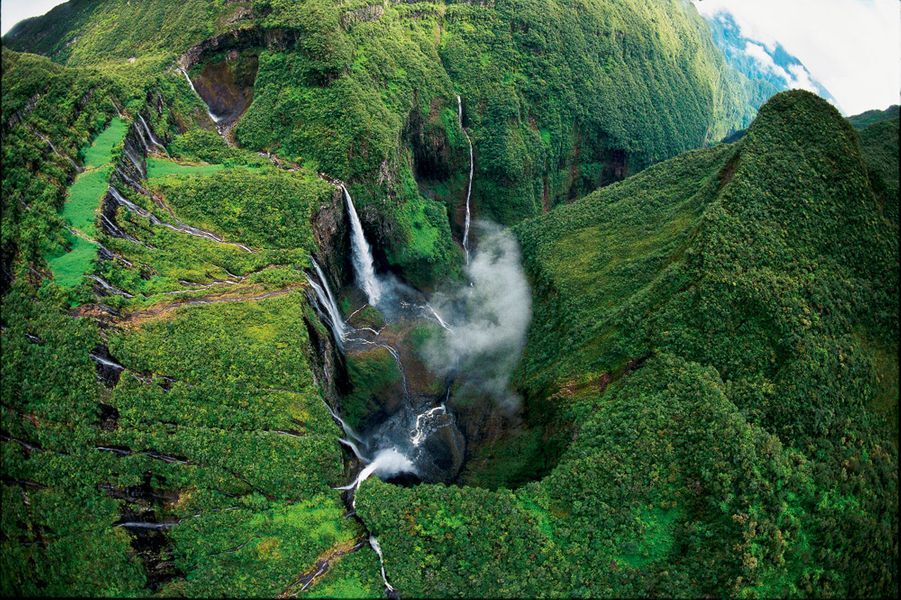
left=1, top=1, right=897, bottom=598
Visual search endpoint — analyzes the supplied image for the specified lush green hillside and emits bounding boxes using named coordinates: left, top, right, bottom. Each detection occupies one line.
left=2, top=0, right=897, bottom=597
left=855, top=114, right=899, bottom=226
left=356, top=91, right=899, bottom=598
left=1, top=45, right=379, bottom=597
left=4, top=0, right=758, bottom=287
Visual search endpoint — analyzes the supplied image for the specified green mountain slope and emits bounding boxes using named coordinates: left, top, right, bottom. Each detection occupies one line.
left=1, top=0, right=897, bottom=597
left=856, top=114, right=899, bottom=225
left=356, top=91, right=899, bottom=598
left=4, top=0, right=756, bottom=287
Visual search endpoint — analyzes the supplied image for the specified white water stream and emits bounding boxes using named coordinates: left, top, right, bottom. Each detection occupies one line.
left=343, top=186, right=382, bottom=306
left=457, top=95, right=473, bottom=263
left=179, top=67, right=224, bottom=125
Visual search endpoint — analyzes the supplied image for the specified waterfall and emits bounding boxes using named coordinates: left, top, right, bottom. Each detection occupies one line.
left=123, top=146, right=145, bottom=178
left=336, top=448, right=415, bottom=495
left=338, top=438, right=369, bottom=462
left=133, top=119, right=150, bottom=153
left=369, top=536, right=396, bottom=593
left=89, top=352, right=126, bottom=370
left=137, top=114, right=168, bottom=155
left=108, top=186, right=253, bottom=252
left=457, top=95, right=474, bottom=263
left=411, top=405, right=446, bottom=447
left=309, top=258, right=347, bottom=345
left=179, top=67, right=223, bottom=125
left=343, top=186, right=382, bottom=306
left=325, top=402, right=364, bottom=445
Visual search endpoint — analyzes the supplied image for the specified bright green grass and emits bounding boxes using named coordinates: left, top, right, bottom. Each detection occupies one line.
left=146, top=156, right=226, bottom=179
left=47, top=233, right=98, bottom=288
left=49, top=118, right=127, bottom=288
left=61, top=167, right=111, bottom=236
left=82, top=117, right=126, bottom=168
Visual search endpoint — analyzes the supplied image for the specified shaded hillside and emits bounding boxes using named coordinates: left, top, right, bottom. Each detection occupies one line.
left=356, top=91, right=899, bottom=598
left=848, top=105, right=900, bottom=130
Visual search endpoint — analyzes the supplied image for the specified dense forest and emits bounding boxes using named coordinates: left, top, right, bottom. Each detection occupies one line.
left=1, top=0, right=897, bottom=597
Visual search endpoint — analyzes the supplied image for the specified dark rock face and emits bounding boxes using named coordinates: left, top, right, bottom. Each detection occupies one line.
left=178, top=27, right=297, bottom=71
left=191, top=51, right=259, bottom=126
left=311, top=186, right=351, bottom=289
left=406, top=96, right=455, bottom=183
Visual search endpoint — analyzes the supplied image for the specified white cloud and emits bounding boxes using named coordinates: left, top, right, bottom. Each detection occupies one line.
left=1, top=0, right=67, bottom=36
left=693, top=0, right=901, bottom=115
left=744, top=41, right=792, bottom=80
left=786, top=64, right=819, bottom=94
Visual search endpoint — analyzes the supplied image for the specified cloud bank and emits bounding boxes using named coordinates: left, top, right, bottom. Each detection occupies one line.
left=693, top=0, right=901, bottom=115
left=424, top=223, right=532, bottom=411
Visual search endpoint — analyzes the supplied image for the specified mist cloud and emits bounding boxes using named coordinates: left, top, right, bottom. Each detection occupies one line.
left=424, top=223, right=532, bottom=410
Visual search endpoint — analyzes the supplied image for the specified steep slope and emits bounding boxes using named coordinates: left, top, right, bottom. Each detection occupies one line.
left=356, top=91, right=898, bottom=597
left=1, top=49, right=383, bottom=597
left=850, top=107, right=900, bottom=227
left=3, top=0, right=756, bottom=287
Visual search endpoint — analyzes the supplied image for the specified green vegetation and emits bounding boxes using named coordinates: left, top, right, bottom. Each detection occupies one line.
left=150, top=165, right=331, bottom=251
left=4, top=0, right=761, bottom=288
left=82, top=117, right=127, bottom=167
left=355, top=92, right=899, bottom=598
left=848, top=104, right=900, bottom=130
left=342, top=347, right=403, bottom=430
left=145, top=156, right=225, bottom=179
left=2, top=0, right=897, bottom=596
left=856, top=116, right=899, bottom=225
left=1, top=48, right=121, bottom=286
left=45, top=116, right=128, bottom=289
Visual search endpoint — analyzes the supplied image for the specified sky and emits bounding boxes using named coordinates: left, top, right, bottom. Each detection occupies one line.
left=1, top=0, right=64, bottom=36
left=692, top=0, right=901, bottom=115
left=2, top=0, right=899, bottom=114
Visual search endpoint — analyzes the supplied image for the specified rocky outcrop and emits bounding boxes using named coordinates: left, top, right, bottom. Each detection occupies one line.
left=310, top=186, right=350, bottom=290
left=190, top=50, right=259, bottom=126
left=177, top=27, right=297, bottom=71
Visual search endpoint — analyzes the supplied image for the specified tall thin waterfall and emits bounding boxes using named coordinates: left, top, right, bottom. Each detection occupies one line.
left=457, top=95, right=474, bottom=263
left=179, top=67, right=223, bottom=125
left=307, top=257, right=347, bottom=345
left=343, top=186, right=382, bottom=306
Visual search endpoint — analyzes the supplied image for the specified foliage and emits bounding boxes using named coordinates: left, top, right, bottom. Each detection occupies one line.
left=856, top=116, right=899, bottom=225
left=355, top=92, right=899, bottom=598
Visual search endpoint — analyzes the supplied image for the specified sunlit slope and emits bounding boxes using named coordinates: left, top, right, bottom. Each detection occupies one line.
left=356, top=91, right=899, bottom=598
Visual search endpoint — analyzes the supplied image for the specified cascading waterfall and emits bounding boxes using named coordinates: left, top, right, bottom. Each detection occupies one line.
left=369, top=536, right=396, bottom=593
left=108, top=186, right=253, bottom=252
left=123, top=146, right=145, bottom=178
left=343, top=186, right=382, bottom=306
left=308, top=175, right=527, bottom=596
left=411, top=405, right=446, bottom=447
left=137, top=114, right=168, bottom=155
left=457, top=94, right=474, bottom=263
left=306, top=258, right=347, bottom=346
left=336, top=448, right=416, bottom=502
